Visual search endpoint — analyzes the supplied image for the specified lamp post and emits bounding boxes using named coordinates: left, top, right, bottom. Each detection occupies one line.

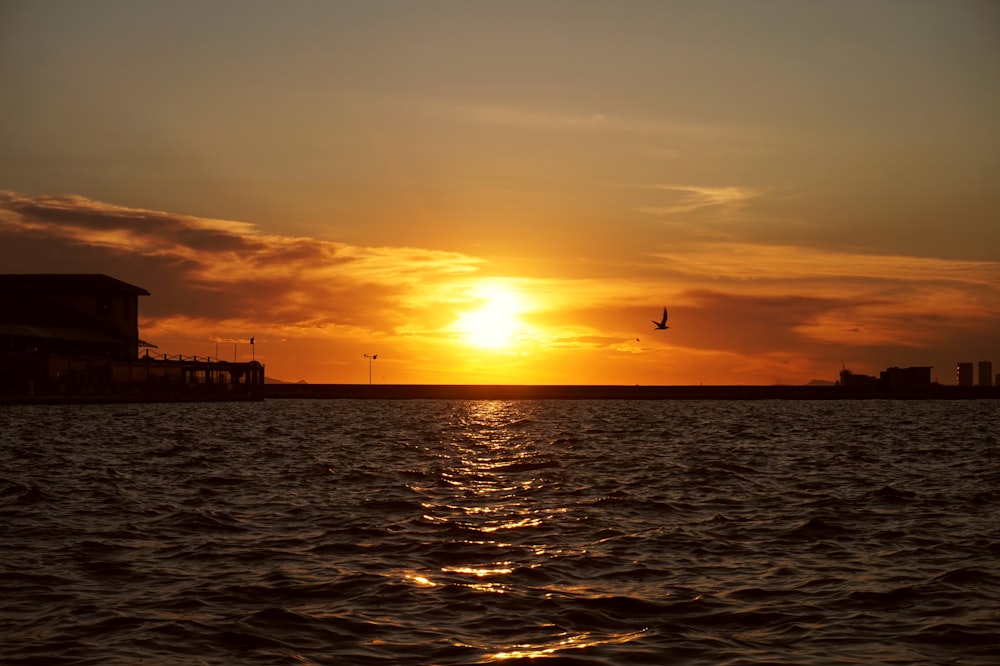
left=363, top=353, right=378, bottom=385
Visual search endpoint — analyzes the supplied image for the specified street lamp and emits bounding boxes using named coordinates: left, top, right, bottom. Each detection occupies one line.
left=363, top=353, right=378, bottom=384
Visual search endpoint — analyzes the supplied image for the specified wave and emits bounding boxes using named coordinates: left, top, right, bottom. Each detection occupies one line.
left=2, top=399, right=998, bottom=664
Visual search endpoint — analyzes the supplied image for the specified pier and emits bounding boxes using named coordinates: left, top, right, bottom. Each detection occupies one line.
left=0, top=354, right=265, bottom=404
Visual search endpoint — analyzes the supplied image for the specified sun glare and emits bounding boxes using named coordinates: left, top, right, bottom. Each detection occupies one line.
left=454, top=283, right=527, bottom=350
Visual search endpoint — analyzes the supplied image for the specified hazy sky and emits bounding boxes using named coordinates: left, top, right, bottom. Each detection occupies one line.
left=2, top=0, right=998, bottom=385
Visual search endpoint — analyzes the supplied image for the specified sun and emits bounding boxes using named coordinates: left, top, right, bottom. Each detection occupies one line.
left=453, top=282, right=527, bottom=350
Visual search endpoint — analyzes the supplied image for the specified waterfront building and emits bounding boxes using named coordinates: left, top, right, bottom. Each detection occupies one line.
left=0, top=274, right=263, bottom=401
left=0, top=273, right=151, bottom=360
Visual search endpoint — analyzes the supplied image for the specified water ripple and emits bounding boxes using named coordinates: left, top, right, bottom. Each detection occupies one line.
left=1, top=399, right=998, bottom=664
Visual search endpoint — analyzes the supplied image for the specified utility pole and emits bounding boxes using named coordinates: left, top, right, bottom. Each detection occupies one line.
left=363, top=353, right=378, bottom=384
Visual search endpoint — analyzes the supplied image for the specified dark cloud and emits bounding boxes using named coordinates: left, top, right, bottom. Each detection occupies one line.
left=0, top=223, right=214, bottom=316
left=171, top=226, right=264, bottom=253
left=670, top=290, right=840, bottom=355
left=1, top=192, right=264, bottom=253
left=0, top=190, right=477, bottom=333
left=248, top=239, right=334, bottom=267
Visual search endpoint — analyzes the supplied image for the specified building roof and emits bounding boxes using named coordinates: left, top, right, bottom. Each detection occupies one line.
left=0, top=274, right=150, bottom=295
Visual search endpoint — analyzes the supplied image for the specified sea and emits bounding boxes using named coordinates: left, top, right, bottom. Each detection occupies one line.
left=1, top=398, right=998, bottom=665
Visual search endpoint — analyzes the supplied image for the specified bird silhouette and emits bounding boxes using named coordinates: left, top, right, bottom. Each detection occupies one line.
left=652, top=307, right=669, bottom=330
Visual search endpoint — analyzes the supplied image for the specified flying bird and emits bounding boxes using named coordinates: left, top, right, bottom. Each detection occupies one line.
left=652, top=307, right=669, bottom=330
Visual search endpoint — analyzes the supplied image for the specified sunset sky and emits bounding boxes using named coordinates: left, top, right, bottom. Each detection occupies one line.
left=2, top=0, right=998, bottom=385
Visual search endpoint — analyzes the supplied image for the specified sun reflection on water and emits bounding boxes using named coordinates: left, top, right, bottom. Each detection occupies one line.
left=403, top=400, right=621, bottom=656
left=488, top=629, right=649, bottom=661
left=441, top=564, right=515, bottom=576
left=403, top=572, right=437, bottom=587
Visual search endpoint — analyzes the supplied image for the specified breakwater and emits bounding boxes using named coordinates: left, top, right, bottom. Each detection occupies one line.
left=5, top=383, right=998, bottom=404
left=262, top=383, right=1000, bottom=400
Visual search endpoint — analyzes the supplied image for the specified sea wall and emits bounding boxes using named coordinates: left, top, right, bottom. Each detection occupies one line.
left=261, top=383, right=1000, bottom=400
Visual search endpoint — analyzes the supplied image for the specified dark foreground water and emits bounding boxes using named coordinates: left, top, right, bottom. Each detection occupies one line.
left=1, top=399, right=998, bottom=665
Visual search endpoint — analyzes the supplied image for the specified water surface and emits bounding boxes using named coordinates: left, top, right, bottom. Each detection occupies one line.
left=2, top=399, right=998, bottom=664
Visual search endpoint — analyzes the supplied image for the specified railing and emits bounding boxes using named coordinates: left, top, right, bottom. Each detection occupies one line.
left=140, top=351, right=254, bottom=364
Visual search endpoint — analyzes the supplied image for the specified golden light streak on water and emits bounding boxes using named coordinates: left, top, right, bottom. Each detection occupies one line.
left=441, top=565, right=515, bottom=577
left=405, top=573, right=437, bottom=587
left=489, top=630, right=649, bottom=660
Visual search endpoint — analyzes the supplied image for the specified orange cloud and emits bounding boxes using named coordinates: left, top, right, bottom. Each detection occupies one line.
left=0, top=190, right=480, bottom=324
left=2, top=191, right=997, bottom=385
left=635, top=184, right=763, bottom=217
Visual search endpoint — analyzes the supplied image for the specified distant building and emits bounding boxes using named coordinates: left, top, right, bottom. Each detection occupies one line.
left=838, top=366, right=876, bottom=389
left=979, top=361, right=993, bottom=387
left=957, top=362, right=974, bottom=387
left=879, top=366, right=932, bottom=392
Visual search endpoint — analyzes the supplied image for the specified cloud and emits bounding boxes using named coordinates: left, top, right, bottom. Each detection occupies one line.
left=453, top=105, right=612, bottom=131
left=651, top=241, right=1000, bottom=290
left=414, top=98, right=755, bottom=137
left=633, top=184, right=763, bottom=218
left=2, top=192, right=261, bottom=251
left=650, top=241, right=1000, bottom=348
left=0, top=190, right=481, bottom=333
left=2, top=190, right=996, bottom=385
left=670, top=291, right=837, bottom=354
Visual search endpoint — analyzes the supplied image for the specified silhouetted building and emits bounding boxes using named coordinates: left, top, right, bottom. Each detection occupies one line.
left=957, top=362, right=974, bottom=387
left=0, top=273, right=151, bottom=360
left=979, top=361, right=993, bottom=387
left=0, top=273, right=263, bottom=401
left=838, top=366, right=876, bottom=389
left=879, top=366, right=932, bottom=392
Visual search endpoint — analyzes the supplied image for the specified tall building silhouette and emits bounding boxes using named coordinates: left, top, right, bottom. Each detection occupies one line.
left=979, top=361, right=993, bottom=387
left=957, top=362, right=973, bottom=386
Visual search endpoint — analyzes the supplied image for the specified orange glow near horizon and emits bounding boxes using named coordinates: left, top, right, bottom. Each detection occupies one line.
left=5, top=189, right=1000, bottom=387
